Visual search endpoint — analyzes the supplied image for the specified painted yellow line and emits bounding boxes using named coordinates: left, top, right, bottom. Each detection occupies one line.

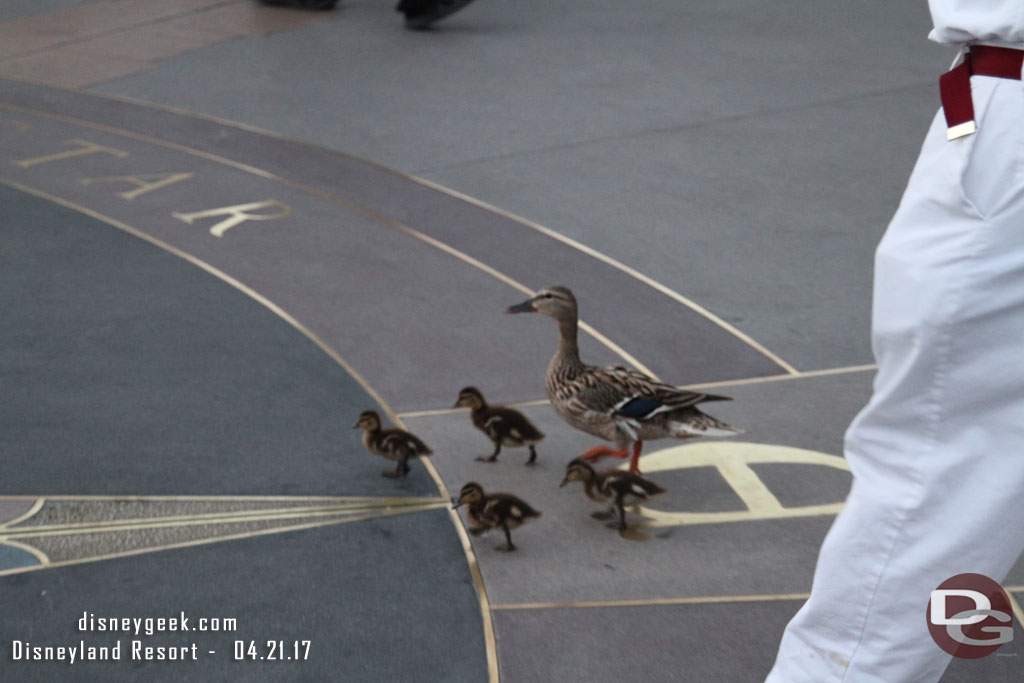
left=491, top=592, right=810, bottom=611
left=0, top=497, right=44, bottom=528
left=495, top=585, right=1024, bottom=616
left=0, top=101, right=656, bottom=379
left=681, top=364, right=878, bottom=392
left=399, top=399, right=549, bottom=421
left=0, top=494, right=442, bottom=503
left=632, top=442, right=849, bottom=527
left=2, top=86, right=795, bottom=376
left=392, top=423, right=500, bottom=682
left=1007, top=590, right=1024, bottom=629
left=411, top=175, right=800, bottom=376
left=397, top=364, right=879, bottom=418
left=0, top=179, right=500, bottom=682
left=377, top=215, right=658, bottom=379
left=1, top=501, right=448, bottom=538
left=0, top=511, right=416, bottom=579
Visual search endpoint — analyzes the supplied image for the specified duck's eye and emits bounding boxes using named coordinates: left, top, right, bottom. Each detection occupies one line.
left=542, top=293, right=554, bottom=299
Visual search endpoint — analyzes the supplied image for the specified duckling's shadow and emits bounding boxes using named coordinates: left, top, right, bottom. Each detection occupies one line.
left=616, top=507, right=671, bottom=542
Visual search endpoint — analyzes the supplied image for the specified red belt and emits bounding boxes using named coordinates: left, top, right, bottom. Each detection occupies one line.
left=940, top=45, right=1024, bottom=140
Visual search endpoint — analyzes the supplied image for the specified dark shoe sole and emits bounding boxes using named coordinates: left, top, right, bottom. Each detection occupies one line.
left=404, top=0, right=478, bottom=29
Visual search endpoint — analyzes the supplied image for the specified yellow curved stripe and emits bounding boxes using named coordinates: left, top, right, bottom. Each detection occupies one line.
left=411, top=175, right=799, bottom=375
left=626, top=442, right=851, bottom=528
left=0, top=179, right=500, bottom=683
left=0, top=101, right=654, bottom=379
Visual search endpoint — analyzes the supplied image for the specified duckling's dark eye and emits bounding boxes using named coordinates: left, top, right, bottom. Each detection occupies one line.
left=542, top=293, right=553, bottom=299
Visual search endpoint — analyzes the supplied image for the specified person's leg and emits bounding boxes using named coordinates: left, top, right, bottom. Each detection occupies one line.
left=767, top=77, right=1024, bottom=682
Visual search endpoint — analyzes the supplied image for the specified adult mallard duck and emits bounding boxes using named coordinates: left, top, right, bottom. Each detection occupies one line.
left=452, top=482, right=541, bottom=551
left=559, top=457, right=666, bottom=531
left=453, top=386, right=545, bottom=465
left=354, top=410, right=433, bottom=478
left=507, top=285, right=741, bottom=473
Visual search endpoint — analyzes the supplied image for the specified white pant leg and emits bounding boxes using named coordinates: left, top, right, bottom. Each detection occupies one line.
left=767, top=75, right=1024, bottom=683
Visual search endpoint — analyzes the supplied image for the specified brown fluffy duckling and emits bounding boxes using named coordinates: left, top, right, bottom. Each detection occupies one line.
left=354, top=410, right=433, bottom=478
left=452, top=482, right=541, bottom=551
left=454, top=386, right=545, bottom=465
left=559, top=457, right=666, bottom=530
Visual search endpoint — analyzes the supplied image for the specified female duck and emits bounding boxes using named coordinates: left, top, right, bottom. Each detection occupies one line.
left=507, top=285, right=741, bottom=473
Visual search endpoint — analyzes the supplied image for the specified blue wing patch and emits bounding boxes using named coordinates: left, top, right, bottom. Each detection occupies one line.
left=615, top=396, right=662, bottom=419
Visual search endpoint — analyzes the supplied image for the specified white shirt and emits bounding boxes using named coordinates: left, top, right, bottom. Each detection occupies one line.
left=929, top=0, right=1024, bottom=46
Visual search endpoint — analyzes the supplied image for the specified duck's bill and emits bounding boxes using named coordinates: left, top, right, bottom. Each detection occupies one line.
left=506, top=299, right=536, bottom=314
left=558, top=477, right=569, bottom=488
left=451, top=498, right=466, bottom=509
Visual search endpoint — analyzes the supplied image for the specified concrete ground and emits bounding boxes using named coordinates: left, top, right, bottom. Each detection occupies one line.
left=1, top=1, right=1022, bottom=681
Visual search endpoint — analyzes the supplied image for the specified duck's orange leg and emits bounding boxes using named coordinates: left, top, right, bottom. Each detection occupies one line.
left=579, top=445, right=629, bottom=461
left=628, top=440, right=644, bottom=473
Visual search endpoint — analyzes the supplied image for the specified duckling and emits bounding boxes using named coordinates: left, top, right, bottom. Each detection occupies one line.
left=559, top=457, right=666, bottom=531
left=454, top=386, right=545, bottom=465
left=507, top=285, right=742, bottom=473
left=452, top=482, right=541, bottom=551
left=354, top=410, right=433, bottom=478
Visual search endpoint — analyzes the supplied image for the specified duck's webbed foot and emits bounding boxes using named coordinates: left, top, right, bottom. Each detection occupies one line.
left=384, top=457, right=410, bottom=478
left=496, top=526, right=516, bottom=551
left=605, top=504, right=628, bottom=531
left=579, top=445, right=629, bottom=462
left=475, top=444, right=501, bottom=463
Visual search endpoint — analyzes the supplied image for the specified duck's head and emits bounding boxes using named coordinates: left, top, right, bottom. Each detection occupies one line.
left=506, top=286, right=577, bottom=322
left=453, top=386, right=486, bottom=410
left=353, top=410, right=382, bottom=431
left=453, top=482, right=486, bottom=509
left=559, top=457, right=596, bottom=487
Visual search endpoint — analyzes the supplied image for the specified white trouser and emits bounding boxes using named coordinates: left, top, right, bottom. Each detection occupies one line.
left=767, top=73, right=1024, bottom=682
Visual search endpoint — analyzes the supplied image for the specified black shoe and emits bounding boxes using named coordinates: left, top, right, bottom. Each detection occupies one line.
left=398, top=0, right=478, bottom=30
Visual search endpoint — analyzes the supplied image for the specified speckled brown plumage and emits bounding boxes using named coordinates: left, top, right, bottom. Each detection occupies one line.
left=452, top=482, right=541, bottom=551
left=559, top=457, right=666, bottom=530
left=354, top=410, right=433, bottom=478
left=507, top=285, right=741, bottom=473
left=454, top=386, right=545, bottom=465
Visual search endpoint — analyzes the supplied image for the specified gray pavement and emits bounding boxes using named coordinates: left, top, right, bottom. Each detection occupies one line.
left=1, top=2, right=1023, bottom=682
